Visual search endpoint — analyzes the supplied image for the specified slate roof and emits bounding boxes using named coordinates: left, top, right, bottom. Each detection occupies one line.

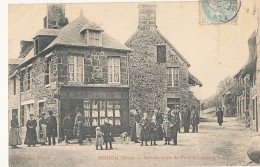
left=189, top=72, right=203, bottom=87
left=34, top=29, right=61, bottom=37
left=18, top=43, right=34, bottom=58
left=41, top=15, right=130, bottom=53
left=80, top=21, right=104, bottom=32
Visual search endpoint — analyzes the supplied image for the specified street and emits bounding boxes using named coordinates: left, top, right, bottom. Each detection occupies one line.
left=9, top=112, right=258, bottom=167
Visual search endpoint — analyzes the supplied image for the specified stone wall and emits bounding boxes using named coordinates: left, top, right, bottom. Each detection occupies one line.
left=126, top=29, right=190, bottom=114
left=55, top=46, right=128, bottom=86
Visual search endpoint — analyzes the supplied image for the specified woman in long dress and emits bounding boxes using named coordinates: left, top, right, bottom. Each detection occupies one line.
left=24, top=114, right=38, bottom=147
left=38, top=113, right=47, bottom=145
left=9, top=115, right=22, bottom=149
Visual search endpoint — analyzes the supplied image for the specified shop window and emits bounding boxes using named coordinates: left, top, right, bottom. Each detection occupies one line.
left=83, top=99, right=121, bottom=126
left=68, top=53, right=84, bottom=82
left=157, top=45, right=166, bottom=63
left=167, top=67, right=179, bottom=87
left=108, top=57, right=120, bottom=83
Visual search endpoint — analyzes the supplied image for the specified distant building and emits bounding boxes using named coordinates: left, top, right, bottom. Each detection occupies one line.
left=125, top=4, right=202, bottom=114
left=9, top=4, right=131, bottom=140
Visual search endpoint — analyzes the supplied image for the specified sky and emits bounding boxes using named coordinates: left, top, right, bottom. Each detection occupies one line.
left=8, top=1, right=258, bottom=100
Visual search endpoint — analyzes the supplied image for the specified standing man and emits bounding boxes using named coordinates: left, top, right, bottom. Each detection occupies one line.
left=190, top=106, right=199, bottom=133
left=217, top=107, right=224, bottom=126
left=134, top=108, right=142, bottom=143
left=63, top=113, right=73, bottom=144
left=140, top=112, right=150, bottom=146
left=182, top=105, right=191, bottom=133
left=154, top=109, right=163, bottom=141
left=38, top=113, right=47, bottom=145
left=46, top=110, right=57, bottom=146
left=170, top=110, right=180, bottom=146
left=74, top=107, right=84, bottom=136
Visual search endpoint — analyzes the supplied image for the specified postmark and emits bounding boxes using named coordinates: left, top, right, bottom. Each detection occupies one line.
left=200, top=0, right=240, bottom=24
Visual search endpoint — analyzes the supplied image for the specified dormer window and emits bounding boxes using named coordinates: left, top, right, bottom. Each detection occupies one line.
left=89, top=30, right=101, bottom=46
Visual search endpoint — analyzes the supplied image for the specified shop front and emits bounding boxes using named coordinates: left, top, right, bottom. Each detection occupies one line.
left=59, top=86, right=129, bottom=138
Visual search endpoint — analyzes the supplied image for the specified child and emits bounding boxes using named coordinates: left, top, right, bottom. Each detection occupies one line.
left=102, top=118, right=113, bottom=149
left=162, top=116, right=171, bottom=145
left=96, top=126, right=104, bottom=150
left=77, top=121, right=84, bottom=145
left=149, top=115, right=159, bottom=146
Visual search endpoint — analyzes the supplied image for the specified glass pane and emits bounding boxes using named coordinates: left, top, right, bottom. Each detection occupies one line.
left=115, top=119, right=121, bottom=125
left=109, top=119, right=114, bottom=125
left=92, top=118, right=98, bottom=126
left=92, top=109, right=98, bottom=117
left=107, top=101, right=113, bottom=117
left=84, top=100, right=91, bottom=110
left=92, top=100, right=98, bottom=109
left=84, top=118, right=90, bottom=126
left=84, top=110, right=90, bottom=118
left=115, top=109, right=120, bottom=117
left=114, top=101, right=120, bottom=109
left=100, top=118, right=105, bottom=125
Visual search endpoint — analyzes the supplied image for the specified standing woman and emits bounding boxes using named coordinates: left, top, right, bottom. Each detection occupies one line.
left=24, top=114, right=38, bottom=147
left=154, top=109, right=163, bottom=141
left=217, top=107, right=224, bottom=126
left=9, top=115, right=22, bottom=149
left=38, top=113, right=47, bottom=145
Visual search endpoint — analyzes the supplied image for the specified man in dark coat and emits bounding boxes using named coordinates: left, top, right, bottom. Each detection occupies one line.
left=63, top=113, right=73, bottom=144
left=140, top=112, right=150, bottom=146
left=217, top=107, right=224, bottom=126
left=46, top=110, right=57, bottom=146
left=182, top=105, right=191, bottom=133
left=132, top=108, right=142, bottom=143
left=102, top=118, right=114, bottom=149
left=24, top=114, right=38, bottom=147
left=170, top=110, right=179, bottom=145
left=191, top=106, right=200, bottom=132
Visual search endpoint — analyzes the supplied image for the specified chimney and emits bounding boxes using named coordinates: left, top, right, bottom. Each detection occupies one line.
left=19, top=40, right=34, bottom=58
left=45, top=4, right=68, bottom=29
left=138, top=4, right=157, bottom=31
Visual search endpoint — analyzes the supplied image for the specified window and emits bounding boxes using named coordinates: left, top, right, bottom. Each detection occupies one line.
left=83, top=99, right=121, bottom=127
left=13, top=77, right=16, bottom=95
left=20, top=106, right=25, bottom=127
left=12, top=109, right=18, bottom=119
left=68, top=54, right=84, bottom=82
left=45, top=59, right=50, bottom=85
left=108, top=57, right=120, bottom=83
left=27, top=68, right=31, bottom=90
left=88, top=30, right=101, bottom=46
left=157, top=45, right=166, bottom=63
left=20, top=71, right=25, bottom=92
left=167, top=67, right=180, bottom=87
left=39, top=102, right=44, bottom=116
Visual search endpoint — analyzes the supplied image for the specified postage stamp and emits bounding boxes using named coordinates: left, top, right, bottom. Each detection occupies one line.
left=200, top=0, right=239, bottom=24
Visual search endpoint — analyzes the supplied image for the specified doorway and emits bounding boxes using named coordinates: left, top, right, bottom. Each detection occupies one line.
left=167, top=98, right=180, bottom=110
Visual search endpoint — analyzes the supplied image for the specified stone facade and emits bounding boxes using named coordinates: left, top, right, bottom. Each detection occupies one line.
left=126, top=4, right=199, bottom=115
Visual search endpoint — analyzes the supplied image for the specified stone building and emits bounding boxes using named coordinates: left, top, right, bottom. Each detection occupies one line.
left=233, top=2, right=260, bottom=132
left=125, top=4, right=202, bottom=114
left=9, top=4, right=131, bottom=140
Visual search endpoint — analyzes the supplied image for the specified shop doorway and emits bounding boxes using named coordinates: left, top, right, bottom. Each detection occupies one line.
left=167, top=98, right=180, bottom=110
left=69, top=99, right=84, bottom=126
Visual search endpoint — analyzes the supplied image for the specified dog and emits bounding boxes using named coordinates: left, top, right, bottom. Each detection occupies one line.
left=120, top=132, right=129, bottom=145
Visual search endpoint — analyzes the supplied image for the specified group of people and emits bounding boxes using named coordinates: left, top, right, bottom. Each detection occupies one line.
left=9, top=105, right=200, bottom=149
left=9, top=110, right=57, bottom=149
left=131, top=105, right=200, bottom=146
